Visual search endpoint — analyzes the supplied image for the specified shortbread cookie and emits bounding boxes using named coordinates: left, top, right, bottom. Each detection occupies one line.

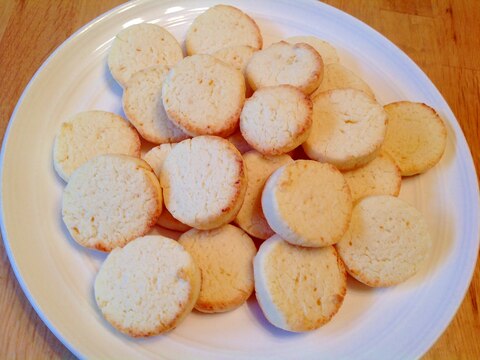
left=240, top=85, right=313, bottom=155
left=246, top=41, right=323, bottom=94
left=234, top=151, right=293, bottom=239
left=228, top=131, right=253, bottom=154
left=285, top=36, right=339, bottom=64
left=62, top=155, right=162, bottom=251
left=311, top=63, right=375, bottom=99
left=162, top=54, right=245, bottom=137
left=108, top=24, right=183, bottom=87
left=53, top=111, right=141, bottom=182
left=254, top=235, right=347, bottom=332
left=262, top=160, right=352, bottom=247
left=343, top=153, right=401, bottom=202
left=94, top=235, right=200, bottom=336
left=336, top=195, right=431, bottom=287
left=186, top=5, right=262, bottom=55
left=178, top=225, right=256, bottom=313
left=303, top=89, right=387, bottom=171
left=382, top=101, right=447, bottom=176
left=123, top=65, right=188, bottom=144
left=160, top=136, right=247, bottom=230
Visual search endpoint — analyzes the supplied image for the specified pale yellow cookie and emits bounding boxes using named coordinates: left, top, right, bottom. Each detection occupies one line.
left=94, top=235, right=200, bottom=337
left=254, top=235, right=347, bottom=332
left=178, top=225, right=256, bottom=313
left=262, top=160, right=352, bottom=247
left=336, top=195, right=431, bottom=287
left=285, top=35, right=339, bottom=64
left=382, top=101, right=447, bottom=176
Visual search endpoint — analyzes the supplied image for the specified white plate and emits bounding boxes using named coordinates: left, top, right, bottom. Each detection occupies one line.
left=1, top=0, right=479, bottom=358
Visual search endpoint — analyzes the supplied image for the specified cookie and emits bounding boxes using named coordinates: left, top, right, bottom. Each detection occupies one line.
left=227, top=131, right=253, bottom=154
left=162, top=54, right=245, bottom=137
left=262, top=160, right=352, bottom=247
left=178, top=225, right=256, bottom=313
left=53, top=111, right=141, bottom=182
left=123, top=65, right=188, bottom=144
left=336, top=195, right=431, bottom=287
left=284, top=35, right=339, bottom=64
left=343, top=153, right=401, bottom=203
left=303, top=89, right=387, bottom=171
left=382, top=101, right=447, bottom=176
left=94, top=235, right=200, bottom=337
left=254, top=235, right=347, bottom=332
left=160, top=136, right=247, bottom=230
left=62, top=154, right=162, bottom=251
left=186, top=5, right=262, bottom=55
left=311, top=63, right=375, bottom=99
left=246, top=41, right=323, bottom=94
left=240, top=85, right=313, bottom=155
left=234, top=151, right=293, bottom=239
left=108, top=24, right=183, bottom=87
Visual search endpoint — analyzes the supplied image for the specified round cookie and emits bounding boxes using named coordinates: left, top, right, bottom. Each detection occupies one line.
left=254, top=235, right=347, bottom=332
left=178, top=225, right=256, bottom=313
left=53, top=111, right=141, bottom=182
left=262, top=160, right=352, bottom=247
left=336, top=195, right=431, bottom=287
left=123, top=65, right=188, bottom=144
left=285, top=36, right=339, bottom=64
left=94, top=235, right=200, bottom=337
left=162, top=54, right=246, bottom=137
left=227, top=131, right=253, bottom=154
left=234, top=151, right=293, bottom=240
left=108, top=24, right=183, bottom=88
left=186, top=5, right=262, bottom=55
left=382, top=101, right=447, bottom=176
left=160, top=136, right=247, bottom=230
left=62, top=154, right=162, bottom=251
left=303, top=89, right=387, bottom=171
left=343, top=153, right=401, bottom=203
left=240, top=85, right=313, bottom=155
left=311, top=63, right=375, bottom=99
left=246, top=41, right=323, bottom=95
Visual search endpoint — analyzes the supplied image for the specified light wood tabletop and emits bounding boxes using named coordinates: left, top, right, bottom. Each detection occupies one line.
left=0, top=0, right=478, bottom=358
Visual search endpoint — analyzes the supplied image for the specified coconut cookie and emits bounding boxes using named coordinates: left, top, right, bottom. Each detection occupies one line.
left=336, top=195, right=431, bottom=287
left=160, top=136, right=247, bottom=230
left=382, top=101, right=447, bottom=176
left=311, top=63, right=375, bottom=99
left=262, top=160, right=352, bottom=247
left=162, top=54, right=245, bottom=137
left=303, top=89, right=387, bottom=171
left=94, top=235, right=200, bottom=337
left=285, top=36, right=339, bottom=64
left=228, top=131, right=253, bottom=154
left=186, top=5, right=262, bottom=55
left=246, top=41, right=323, bottom=95
left=62, top=155, right=162, bottom=252
left=178, top=225, right=256, bottom=313
left=53, top=111, right=141, bottom=182
left=123, top=65, right=188, bottom=144
left=108, top=24, right=183, bottom=87
left=254, top=235, right=347, bottom=332
left=235, top=151, right=293, bottom=240
left=343, top=153, right=401, bottom=203
left=240, top=85, right=313, bottom=155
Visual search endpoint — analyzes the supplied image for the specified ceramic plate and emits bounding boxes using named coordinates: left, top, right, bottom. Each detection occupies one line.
left=1, top=0, right=479, bottom=358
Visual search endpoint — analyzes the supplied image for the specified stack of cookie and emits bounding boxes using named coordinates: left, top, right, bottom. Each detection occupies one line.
left=53, top=4, right=447, bottom=337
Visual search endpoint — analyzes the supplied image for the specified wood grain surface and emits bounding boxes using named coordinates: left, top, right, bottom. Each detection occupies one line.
left=0, top=0, right=478, bottom=358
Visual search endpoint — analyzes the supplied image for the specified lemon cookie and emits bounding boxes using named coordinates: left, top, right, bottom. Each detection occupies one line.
left=285, top=35, right=339, bottom=64
left=262, top=160, right=352, bottom=247
left=303, top=89, right=387, bottom=171
left=62, top=155, right=162, bottom=251
left=53, top=111, right=140, bottom=182
left=94, top=235, right=200, bottom=337
left=336, top=195, right=431, bottom=287
left=254, top=235, right=347, bottom=332
left=178, top=225, right=256, bottom=313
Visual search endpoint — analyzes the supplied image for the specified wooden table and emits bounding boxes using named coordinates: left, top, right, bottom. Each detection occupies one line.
left=0, top=0, right=478, bottom=358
